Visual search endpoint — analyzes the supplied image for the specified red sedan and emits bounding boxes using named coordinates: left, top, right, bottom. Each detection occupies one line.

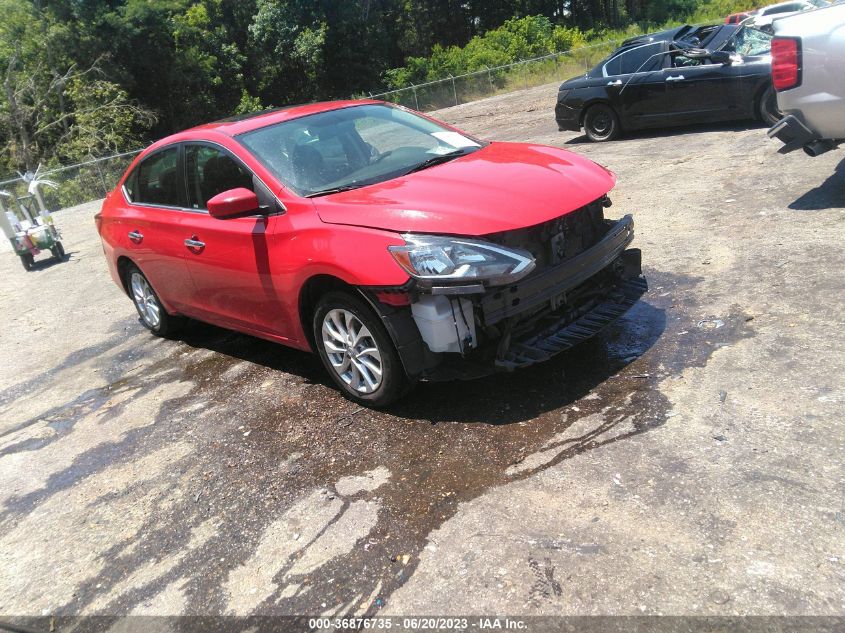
left=96, top=101, right=646, bottom=406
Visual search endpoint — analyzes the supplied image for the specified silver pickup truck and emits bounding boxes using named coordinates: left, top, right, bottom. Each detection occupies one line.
left=767, top=3, right=845, bottom=156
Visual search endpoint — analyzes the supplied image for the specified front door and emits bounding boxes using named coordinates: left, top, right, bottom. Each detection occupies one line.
left=663, top=56, right=742, bottom=122
left=179, top=143, right=288, bottom=337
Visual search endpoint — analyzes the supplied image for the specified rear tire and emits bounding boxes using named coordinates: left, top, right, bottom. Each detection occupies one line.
left=759, top=85, right=782, bottom=126
left=124, top=264, right=183, bottom=337
left=583, top=103, right=620, bottom=142
left=21, top=253, right=34, bottom=271
left=313, top=290, right=410, bottom=407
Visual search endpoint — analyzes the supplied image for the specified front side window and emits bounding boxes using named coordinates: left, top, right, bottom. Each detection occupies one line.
left=129, top=147, right=181, bottom=207
left=673, top=53, right=705, bottom=67
left=185, top=144, right=254, bottom=210
left=238, top=104, right=482, bottom=197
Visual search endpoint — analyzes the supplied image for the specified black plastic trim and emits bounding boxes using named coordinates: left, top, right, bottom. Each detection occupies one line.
left=768, top=114, right=819, bottom=154
left=357, top=289, right=440, bottom=380
left=497, top=261, right=647, bottom=370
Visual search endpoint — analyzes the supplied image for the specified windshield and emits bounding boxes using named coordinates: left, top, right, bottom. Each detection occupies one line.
left=238, top=104, right=482, bottom=197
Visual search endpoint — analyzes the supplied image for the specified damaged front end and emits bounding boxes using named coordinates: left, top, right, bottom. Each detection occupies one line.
left=368, top=197, right=647, bottom=380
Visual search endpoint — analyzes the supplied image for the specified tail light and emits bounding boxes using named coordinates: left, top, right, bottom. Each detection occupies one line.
left=771, top=37, right=801, bottom=91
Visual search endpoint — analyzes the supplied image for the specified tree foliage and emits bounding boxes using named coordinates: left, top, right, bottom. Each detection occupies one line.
left=0, top=0, right=746, bottom=176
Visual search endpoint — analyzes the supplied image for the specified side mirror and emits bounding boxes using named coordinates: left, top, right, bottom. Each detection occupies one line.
left=710, top=50, right=733, bottom=65
left=207, top=188, right=260, bottom=219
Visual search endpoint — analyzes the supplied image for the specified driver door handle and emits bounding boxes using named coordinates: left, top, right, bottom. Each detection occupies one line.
left=184, top=236, right=205, bottom=250
left=666, top=75, right=685, bottom=82
left=128, top=230, right=143, bottom=243
left=607, top=79, right=622, bottom=86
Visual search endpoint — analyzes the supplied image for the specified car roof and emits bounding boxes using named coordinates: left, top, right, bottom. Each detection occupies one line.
left=147, top=99, right=381, bottom=150
left=190, top=99, right=381, bottom=135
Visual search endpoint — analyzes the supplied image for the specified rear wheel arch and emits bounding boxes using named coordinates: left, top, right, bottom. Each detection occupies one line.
left=116, top=255, right=137, bottom=295
left=116, top=256, right=178, bottom=317
left=756, top=83, right=782, bottom=125
left=752, top=81, right=769, bottom=109
left=122, top=261, right=184, bottom=337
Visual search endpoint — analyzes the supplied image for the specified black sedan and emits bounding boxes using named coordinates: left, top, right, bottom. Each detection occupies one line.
left=555, top=24, right=780, bottom=141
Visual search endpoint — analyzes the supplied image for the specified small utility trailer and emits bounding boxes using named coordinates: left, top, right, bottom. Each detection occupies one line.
left=0, top=193, right=65, bottom=271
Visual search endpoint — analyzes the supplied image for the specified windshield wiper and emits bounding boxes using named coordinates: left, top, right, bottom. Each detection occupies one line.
left=402, top=148, right=473, bottom=176
left=304, top=184, right=365, bottom=198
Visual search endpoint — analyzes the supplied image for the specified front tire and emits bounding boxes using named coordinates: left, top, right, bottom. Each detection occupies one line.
left=21, top=253, right=34, bottom=271
left=759, top=85, right=782, bottom=126
left=583, top=103, right=620, bottom=142
left=125, top=264, right=183, bottom=337
left=313, top=291, right=409, bottom=407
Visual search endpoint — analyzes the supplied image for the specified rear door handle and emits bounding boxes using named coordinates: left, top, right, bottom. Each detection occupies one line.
left=607, top=79, right=622, bottom=86
left=184, top=237, right=205, bottom=250
left=128, top=230, right=143, bottom=243
left=665, top=75, right=685, bottom=82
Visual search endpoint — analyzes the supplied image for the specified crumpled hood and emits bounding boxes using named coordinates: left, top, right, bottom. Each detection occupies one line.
left=311, top=142, right=616, bottom=236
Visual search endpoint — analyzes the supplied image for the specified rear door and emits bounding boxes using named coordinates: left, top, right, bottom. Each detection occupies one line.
left=116, top=145, right=196, bottom=312
left=178, top=142, right=288, bottom=336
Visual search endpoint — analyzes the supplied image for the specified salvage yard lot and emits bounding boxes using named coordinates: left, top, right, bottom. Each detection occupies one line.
left=1, top=82, right=843, bottom=618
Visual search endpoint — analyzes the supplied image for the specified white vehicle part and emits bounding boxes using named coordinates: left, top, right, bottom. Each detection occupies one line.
left=774, top=3, right=845, bottom=141
left=411, top=295, right=477, bottom=354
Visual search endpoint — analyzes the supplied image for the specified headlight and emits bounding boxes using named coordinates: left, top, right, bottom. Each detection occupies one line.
left=388, top=235, right=535, bottom=287
left=558, top=89, right=571, bottom=101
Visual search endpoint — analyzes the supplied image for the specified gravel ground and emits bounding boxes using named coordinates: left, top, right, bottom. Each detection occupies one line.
left=0, top=82, right=843, bottom=623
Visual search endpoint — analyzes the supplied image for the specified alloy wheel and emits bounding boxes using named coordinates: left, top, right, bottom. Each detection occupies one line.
left=321, top=308, right=383, bottom=394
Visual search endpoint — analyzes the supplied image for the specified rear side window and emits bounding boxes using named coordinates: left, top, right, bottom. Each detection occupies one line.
left=604, top=43, right=664, bottom=75
left=128, top=147, right=181, bottom=207
left=185, top=144, right=255, bottom=210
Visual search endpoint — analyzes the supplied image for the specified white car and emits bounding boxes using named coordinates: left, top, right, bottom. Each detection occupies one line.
left=742, top=0, right=827, bottom=32
left=767, top=2, right=845, bottom=155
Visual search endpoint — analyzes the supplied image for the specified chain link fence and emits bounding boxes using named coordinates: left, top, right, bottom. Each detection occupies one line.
left=367, top=39, right=620, bottom=111
left=0, top=149, right=141, bottom=217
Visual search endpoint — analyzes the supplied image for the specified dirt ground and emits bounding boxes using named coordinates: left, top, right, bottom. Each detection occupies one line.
left=1, top=82, right=844, bottom=623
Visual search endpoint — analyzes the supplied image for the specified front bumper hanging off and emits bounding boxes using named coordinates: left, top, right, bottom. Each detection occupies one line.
left=376, top=215, right=647, bottom=381
left=496, top=267, right=646, bottom=370
left=480, top=214, right=646, bottom=370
